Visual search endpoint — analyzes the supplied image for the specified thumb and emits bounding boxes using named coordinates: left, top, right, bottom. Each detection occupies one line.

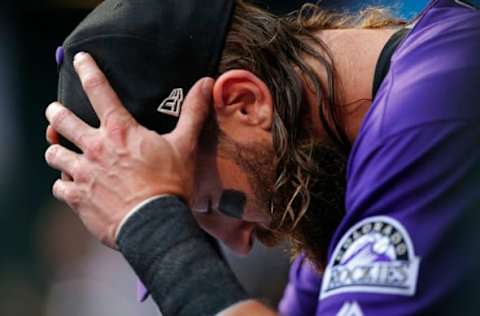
left=168, top=77, right=214, bottom=155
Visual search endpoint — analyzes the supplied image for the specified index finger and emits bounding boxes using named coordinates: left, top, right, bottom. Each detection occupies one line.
left=73, top=52, right=132, bottom=125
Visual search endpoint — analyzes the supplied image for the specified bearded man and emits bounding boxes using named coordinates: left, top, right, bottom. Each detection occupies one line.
left=45, top=0, right=480, bottom=315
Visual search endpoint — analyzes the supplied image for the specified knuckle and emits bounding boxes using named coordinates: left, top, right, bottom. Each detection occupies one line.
left=84, top=139, right=104, bottom=161
left=50, top=107, right=69, bottom=129
left=75, top=133, right=91, bottom=150
left=105, top=111, right=138, bottom=145
left=105, top=111, right=130, bottom=130
left=65, top=188, right=81, bottom=207
left=71, top=161, right=88, bottom=182
left=105, top=114, right=122, bottom=131
left=105, top=116, right=132, bottom=145
left=82, top=72, right=106, bottom=91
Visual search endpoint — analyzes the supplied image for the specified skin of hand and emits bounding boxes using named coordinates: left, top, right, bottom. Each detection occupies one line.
left=45, top=53, right=277, bottom=315
left=44, top=52, right=213, bottom=249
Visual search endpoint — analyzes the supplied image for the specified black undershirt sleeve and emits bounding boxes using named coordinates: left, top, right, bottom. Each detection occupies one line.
left=117, top=196, right=248, bottom=316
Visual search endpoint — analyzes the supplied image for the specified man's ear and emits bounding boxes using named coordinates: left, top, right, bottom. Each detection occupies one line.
left=213, top=70, right=273, bottom=131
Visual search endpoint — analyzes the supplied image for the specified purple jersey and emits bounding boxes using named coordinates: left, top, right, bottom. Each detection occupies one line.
left=280, top=0, right=480, bottom=315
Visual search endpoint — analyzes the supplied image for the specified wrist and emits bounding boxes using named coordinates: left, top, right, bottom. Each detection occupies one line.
left=114, top=194, right=172, bottom=243
left=117, top=197, right=248, bottom=315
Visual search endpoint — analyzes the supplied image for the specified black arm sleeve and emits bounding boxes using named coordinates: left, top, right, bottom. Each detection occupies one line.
left=117, top=196, right=248, bottom=316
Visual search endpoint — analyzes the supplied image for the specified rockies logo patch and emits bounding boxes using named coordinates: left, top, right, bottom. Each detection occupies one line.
left=320, top=216, right=420, bottom=299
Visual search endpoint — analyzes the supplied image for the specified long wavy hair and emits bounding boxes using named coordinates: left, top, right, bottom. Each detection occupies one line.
left=217, top=0, right=406, bottom=263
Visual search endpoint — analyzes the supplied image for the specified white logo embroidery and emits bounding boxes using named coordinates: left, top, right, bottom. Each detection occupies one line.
left=320, top=216, right=421, bottom=300
left=337, top=302, right=364, bottom=316
left=157, top=88, right=184, bottom=117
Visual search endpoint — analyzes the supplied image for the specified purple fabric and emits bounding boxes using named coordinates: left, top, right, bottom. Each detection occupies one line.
left=278, top=255, right=322, bottom=316
left=279, top=1, right=480, bottom=315
left=55, top=46, right=64, bottom=66
left=137, top=281, right=149, bottom=302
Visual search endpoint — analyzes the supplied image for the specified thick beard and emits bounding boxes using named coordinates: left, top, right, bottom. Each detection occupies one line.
left=216, top=130, right=347, bottom=270
left=216, top=133, right=275, bottom=214
left=284, top=143, right=347, bottom=271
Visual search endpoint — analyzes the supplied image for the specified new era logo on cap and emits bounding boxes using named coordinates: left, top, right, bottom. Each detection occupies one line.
left=157, top=88, right=184, bottom=117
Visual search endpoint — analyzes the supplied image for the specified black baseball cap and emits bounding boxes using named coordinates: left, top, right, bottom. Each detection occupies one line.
left=56, top=0, right=235, bottom=149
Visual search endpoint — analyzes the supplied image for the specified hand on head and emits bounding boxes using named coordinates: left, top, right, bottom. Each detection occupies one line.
left=45, top=52, right=214, bottom=248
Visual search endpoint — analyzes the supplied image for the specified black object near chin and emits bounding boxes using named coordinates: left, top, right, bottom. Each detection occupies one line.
left=218, top=190, right=247, bottom=219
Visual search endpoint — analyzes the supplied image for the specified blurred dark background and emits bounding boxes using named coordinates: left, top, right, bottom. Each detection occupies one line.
left=0, top=0, right=428, bottom=315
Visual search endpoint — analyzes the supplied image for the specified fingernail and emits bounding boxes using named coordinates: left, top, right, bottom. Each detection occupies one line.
left=45, top=145, right=57, bottom=162
left=46, top=102, right=61, bottom=119
left=201, top=78, right=214, bottom=99
left=74, top=52, right=87, bottom=65
left=53, top=179, right=64, bottom=198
